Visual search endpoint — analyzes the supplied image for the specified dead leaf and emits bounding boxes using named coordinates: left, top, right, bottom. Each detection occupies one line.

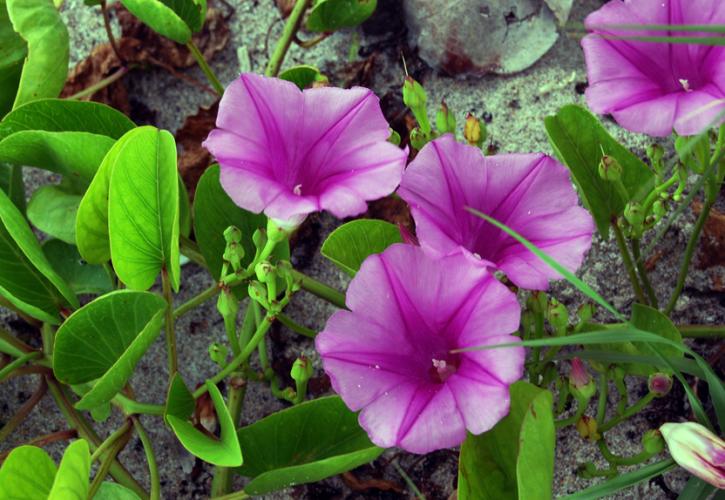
left=693, top=201, right=725, bottom=269
left=342, top=471, right=403, bottom=493
left=176, top=101, right=219, bottom=198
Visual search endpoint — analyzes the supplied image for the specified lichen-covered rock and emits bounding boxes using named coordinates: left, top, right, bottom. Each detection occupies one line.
left=404, top=0, right=564, bottom=76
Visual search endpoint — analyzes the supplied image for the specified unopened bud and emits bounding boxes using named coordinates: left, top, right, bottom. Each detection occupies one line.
left=646, top=144, right=665, bottom=176
left=224, top=226, right=242, bottom=245
left=403, top=77, right=431, bottom=134
left=222, top=226, right=245, bottom=272
left=464, top=113, right=485, bottom=148
left=569, top=358, right=596, bottom=400
left=576, top=415, right=600, bottom=442
left=435, top=100, right=456, bottom=135
left=255, top=261, right=275, bottom=283
left=291, top=356, right=313, bottom=384
left=648, top=373, right=673, bottom=397
left=547, top=298, right=569, bottom=335
left=642, top=429, right=665, bottom=455
left=624, top=202, right=644, bottom=230
left=208, top=342, right=228, bottom=368
left=598, top=155, right=623, bottom=182
left=248, top=281, right=269, bottom=308
left=216, top=287, right=239, bottom=320
left=660, top=422, right=725, bottom=489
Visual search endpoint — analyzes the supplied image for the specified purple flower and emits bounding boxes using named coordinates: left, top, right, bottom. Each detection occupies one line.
left=582, top=0, right=725, bottom=137
left=398, top=135, right=594, bottom=291
left=203, top=74, right=407, bottom=226
left=316, top=244, right=523, bottom=454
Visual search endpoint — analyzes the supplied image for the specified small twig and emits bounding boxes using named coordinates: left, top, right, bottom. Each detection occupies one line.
left=66, top=67, right=130, bottom=100
left=0, top=377, right=47, bottom=442
left=293, top=32, right=331, bottom=48
left=0, top=429, right=77, bottom=463
left=100, top=0, right=124, bottom=64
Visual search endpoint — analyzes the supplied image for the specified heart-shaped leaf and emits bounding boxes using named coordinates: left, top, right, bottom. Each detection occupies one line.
left=0, top=99, right=135, bottom=140
left=545, top=105, right=655, bottom=238
left=0, top=0, right=26, bottom=117
left=48, top=439, right=91, bottom=499
left=321, top=219, right=402, bottom=276
left=165, top=372, right=195, bottom=422
left=236, top=396, right=383, bottom=495
left=28, top=185, right=81, bottom=244
left=43, top=239, right=113, bottom=295
left=108, top=126, right=180, bottom=291
left=279, top=65, right=322, bottom=90
left=119, top=0, right=194, bottom=43
left=0, top=187, right=78, bottom=323
left=0, top=445, right=57, bottom=497
left=5, top=0, right=69, bottom=108
left=166, top=380, right=243, bottom=467
left=458, top=382, right=555, bottom=500
left=53, top=290, right=166, bottom=410
left=193, top=165, right=289, bottom=280
left=93, top=482, right=142, bottom=499
left=306, top=0, right=377, bottom=33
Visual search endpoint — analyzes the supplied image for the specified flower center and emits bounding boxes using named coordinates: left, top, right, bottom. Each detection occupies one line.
left=293, top=184, right=303, bottom=196
left=679, top=79, right=692, bottom=93
left=429, top=355, right=460, bottom=383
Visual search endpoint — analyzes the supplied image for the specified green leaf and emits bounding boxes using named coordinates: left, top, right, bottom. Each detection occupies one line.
left=167, top=380, right=243, bottom=467
left=93, top=482, right=142, bottom=500
left=0, top=99, right=135, bottom=141
left=53, top=290, right=166, bottom=410
left=27, top=185, right=81, bottom=244
left=629, top=303, right=684, bottom=359
left=0, top=0, right=26, bottom=117
left=0, top=163, right=25, bottom=212
left=458, top=382, right=554, bottom=500
left=0, top=187, right=78, bottom=323
left=677, top=477, right=716, bottom=500
left=178, top=176, right=191, bottom=238
left=544, top=104, right=655, bottom=238
left=279, top=65, right=322, bottom=90
left=6, top=0, right=69, bottom=108
left=42, top=239, right=114, bottom=295
left=108, top=126, right=180, bottom=291
left=0, top=131, right=115, bottom=192
left=164, top=372, right=195, bottom=421
left=321, top=219, right=402, bottom=276
left=161, top=0, right=205, bottom=32
left=306, top=0, right=377, bottom=32
left=48, top=439, right=91, bottom=500
left=193, top=165, right=289, bottom=280
left=236, top=396, right=383, bottom=495
left=0, top=445, right=57, bottom=498
left=119, top=0, right=192, bottom=43
left=563, top=459, right=675, bottom=499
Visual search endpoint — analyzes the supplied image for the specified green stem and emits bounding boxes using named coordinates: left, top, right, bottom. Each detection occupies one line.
left=186, top=40, right=224, bottom=95
left=599, top=392, right=656, bottom=432
left=612, top=222, right=648, bottom=304
left=173, top=283, right=220, bottom=319
left=631, top=239, right=658, bottom=307
left=162, top=269, right=177, bottom=380
left=132, top=417, right=161, bottom=500
left=598, top=438, right=654, bottom=466
left=211, top=375, right=247, bottom=496
left=113, top=393, right=165, bottom=416
left=0, top=327, right=33, bottom=357
left=211, top=491, right=250, bottom=500
left=45, top=377, right=148, bottom=499
left=90, top=420, right=131, bottom=463
left=596, top=368, right=609, bottom=426
left=291, top=270, right=346, bottom=309
left=192, top=314, right=275, bottom=399
left=0, top=351, right=41, bottom=382
left=265, top=0, right=313, bottom=77
left=277, top=313, right=317, bottom=338
left=238, top=302, right=256, bottom=349
left=677, top=324, right=725, bottom=338
left=66, top=67, right=130, bottom=100
left=665, top=198, right=715, bottom=315
left=180, top=235, right=207, bottom=267
left=88, top=429, right=130, bottom=499
left=555, top=396, right=588, bottom=428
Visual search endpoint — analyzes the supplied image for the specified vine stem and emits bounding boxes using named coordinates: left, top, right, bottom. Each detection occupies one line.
left=277, top=312, right=316, bottom=338
left=132, top=417, right=161, bottom=500
left=90, top=420, right=131, bottom=463
left=0, top=351, right=41, bottom=382
left=186, top=40, right=225, bottom=95
left=100, top=0, right=124, bottom=64
left=599, top=392, right=656, bottom=432
left=211, top=375, right=246, bottom=496
left=265, top=0, right=313, bottom=77
left=0, top=429, right=77, bottom=462
left=631, top=239, right=658, bottom=308
left=665, top=197, right=715, bottom=315
left=66, top=67, right=130, bottom=100
left=88, top=428, right=131, bottom=499
left=291, top=270, right=346, bottom=309
left=678, top=324, right=725, bottom=338
left=162, top=268, right=177, bottom=380
left=173, top=283, right=220, bottom=319
left=611, top=221, right=648, bottom=304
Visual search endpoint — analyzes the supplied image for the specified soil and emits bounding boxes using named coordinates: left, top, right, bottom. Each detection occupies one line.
left=1, top=0, right=722, bottom=498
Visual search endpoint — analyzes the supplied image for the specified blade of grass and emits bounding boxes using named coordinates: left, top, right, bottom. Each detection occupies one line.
left=562, top=459, right=676, bottom=500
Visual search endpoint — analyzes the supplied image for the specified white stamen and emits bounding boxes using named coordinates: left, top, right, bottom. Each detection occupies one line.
left=293, top=184, right=302, bottom=195
left=679, top=79, right=692, bottom=92
left=472, top=252, right=482, bottom=260
left=432, top=359, right=447, bottom=370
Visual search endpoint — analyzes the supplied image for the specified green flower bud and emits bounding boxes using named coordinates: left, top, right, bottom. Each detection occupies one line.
left=648, top=372, right=673, bottom=397
left=290, top=356, right=313, bottom=384
left=642, top=429, right=665, bottom=455
left=547, top=298, right=569, bottom=335
left=248, top=281, right=269, bottom=308
left=646, top=144, right=664, bottom=175
left=569, top=358, right=596, bottom=400
left=403, top=77, right=431, bottom=134
left=224, top=226, right=242, bottom=245
left=208, top=342, right=228, bottom=368
left=435, top=100, right=456, bottom=135
left=624, top=202, right=644, bottom=231
left=255, top=261, right=275, bottom=284
left=598, top=155, right=623, bottom=182
left=576, top=415, right=601, bottom=442
left=216, top=287, right=239, bottom=320
left=464, top=113, right=486, bottom=148
left=409, top=127, right=429, bottom=151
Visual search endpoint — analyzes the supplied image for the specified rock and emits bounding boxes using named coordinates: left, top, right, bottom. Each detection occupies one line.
left=404, top=0, right=564, bottom=76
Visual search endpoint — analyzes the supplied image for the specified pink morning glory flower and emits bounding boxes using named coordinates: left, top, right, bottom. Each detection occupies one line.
left=398, top=135, right=594, bottom=291
left=316, top=244, right=523, bottom=454
left=582, top=0, right=725, bottom=137
left=660, top=422, right=725, bottom=488
left=203, top=73, right=407, bottom=226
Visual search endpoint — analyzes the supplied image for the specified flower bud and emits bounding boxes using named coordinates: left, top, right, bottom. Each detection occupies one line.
left=216, top=287, right=239, bottom=320
left=435, top=100, right=456, bottom=135
left=248, top=281, right=269, bottom=308
left=222, top=226, right=244, bottom=272
left=660, top=422, right=725, bottom=489
left=547, top=298, right=569, bottom=335
left=224, top=225, right=242, bottom=245
left=576, top=415, right=600, bottom=442
left=291, top=356, right=313, bottom=384
left=646, top=144, right=664, bottom=175
left=267, top=217, right=297, bottom=243
left=642, top=429, right=665, bottom=455
left=598, top=155, right=623, bottom=182
left=648, top=373, right=673, bottom=397
left=569, top=358, right=596, bottom=400
left=624, top=202, right=644, bottom=230
left=255, top=261, right=275, bottom=284
left=403, top=77, right=431, bottom=134
left=464, top=113, right=486, bottom=148
left=208, top=342, right=228, bottom=368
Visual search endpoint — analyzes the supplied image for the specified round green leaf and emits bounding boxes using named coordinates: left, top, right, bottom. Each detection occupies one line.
left=108, top=126, right=180, bottom=291
left=236, top=396, right=383, bottom=495
left=48, top=439, right=91, bottom=500
left=119, top=0, right=192, bottom=43
left=43, top=239, right=114, bottom=295
left=6, top=0, right=69, bottom=108
left=193, top=165, right=289, bottom=280
left=0, top=0, right=27, bottom=117
left=306, top=0, right=377, bottom=33
left=279, top=65, right=322, bottom=90
left=28, top=185, right=81, bottom=244
left=53, top=290, right=167, bottom=410
left=0, top=187, right=78, bottom=323
left=167, top=380, right=243, bottom=467
left=0, top=445, right=57, bottom=498
left=321, top=219, right=402, bottom=276
left=93, top=482, right=142, bottom=500
left=0, top=99, right=135, bottom=141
